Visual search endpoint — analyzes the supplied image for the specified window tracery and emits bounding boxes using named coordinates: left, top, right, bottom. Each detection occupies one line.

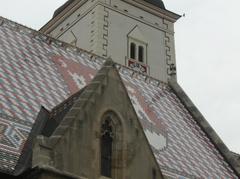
left=99, top=112, right=123, bottom=179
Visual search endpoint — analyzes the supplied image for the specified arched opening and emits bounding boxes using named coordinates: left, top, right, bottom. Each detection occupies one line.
left=138, top=46, right=144, bottom=62
left=130, top=42, right=136, bottom=59
left=101, top=117, right=114, bottom=177
left=100, top=112, right=123, bottom=178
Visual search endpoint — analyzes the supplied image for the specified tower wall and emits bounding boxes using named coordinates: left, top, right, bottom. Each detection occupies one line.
left=43, top=0, right=179, bottom=82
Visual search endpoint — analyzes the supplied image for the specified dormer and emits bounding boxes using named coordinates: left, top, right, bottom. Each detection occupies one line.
left=40, top=0, right=180, bottom=82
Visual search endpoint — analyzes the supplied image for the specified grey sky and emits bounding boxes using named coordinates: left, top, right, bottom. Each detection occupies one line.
left=0, top=0, right=239, bottom=153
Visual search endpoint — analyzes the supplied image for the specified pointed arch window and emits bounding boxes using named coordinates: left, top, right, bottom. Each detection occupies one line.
left=100, top=112, right=124, bottom=178
left=101, top=117, right=114, bottom=177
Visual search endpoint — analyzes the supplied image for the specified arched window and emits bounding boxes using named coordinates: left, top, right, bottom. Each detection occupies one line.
left=138, top=46, right=144, bottom=63
left=100, top=112, right=123, bottom=178
left=101, top=117, right=114, bottom=177
left=130, top=42, right=136, bottom=59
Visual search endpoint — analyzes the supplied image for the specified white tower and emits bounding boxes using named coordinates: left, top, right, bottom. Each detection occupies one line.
left=41, top=0, right=180, bottom=82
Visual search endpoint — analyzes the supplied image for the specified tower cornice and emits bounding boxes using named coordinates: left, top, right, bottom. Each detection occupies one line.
left=40, top=0, right=181, bottom=34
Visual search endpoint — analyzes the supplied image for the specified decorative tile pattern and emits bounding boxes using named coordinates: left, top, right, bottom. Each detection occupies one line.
left=0, top=17, right=238, bottom=178
left=119, top=66, right=238, bottom=178
left=0, top=114, right=32, bottom=173
left=0, top=18, right=103, bottom=173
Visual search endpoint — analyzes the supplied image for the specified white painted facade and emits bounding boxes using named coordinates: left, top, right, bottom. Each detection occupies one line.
left=41, top=0, right=180, bottom=82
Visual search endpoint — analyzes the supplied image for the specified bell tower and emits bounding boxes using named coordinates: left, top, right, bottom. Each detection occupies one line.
left=40, top=0, right=180, bottom=82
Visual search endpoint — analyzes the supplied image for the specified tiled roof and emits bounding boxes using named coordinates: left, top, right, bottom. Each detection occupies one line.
left=0, top=16, right=239, bottom=178
left=118, top=67, right=238, bottom=178
left=0, top=16, right=105, bottom=175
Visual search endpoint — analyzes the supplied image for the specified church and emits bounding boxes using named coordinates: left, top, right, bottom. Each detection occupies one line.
left=0, top=0, right=239, bottom=178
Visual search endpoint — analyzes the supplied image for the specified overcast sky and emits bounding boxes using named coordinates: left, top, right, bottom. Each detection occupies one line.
left=0, top=0, right=239, bottom=154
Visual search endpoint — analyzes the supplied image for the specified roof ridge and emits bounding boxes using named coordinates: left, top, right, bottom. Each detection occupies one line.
left=232, top=151, right=240, bottom=157
left=49, top=88, right=85, bottom=119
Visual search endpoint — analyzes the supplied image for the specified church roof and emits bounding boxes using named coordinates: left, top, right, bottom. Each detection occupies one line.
left=53, top=0, right=165, bottom=18
left=0, top=16, right=239, bottom=178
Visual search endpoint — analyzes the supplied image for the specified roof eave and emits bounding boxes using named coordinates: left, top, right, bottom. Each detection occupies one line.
left=40, top=0, right=181, bottom=34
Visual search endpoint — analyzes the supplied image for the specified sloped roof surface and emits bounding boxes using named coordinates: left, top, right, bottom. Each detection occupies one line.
left=0, top=17, right=238, bottom=178
left=0, top=17, right=104, bottom=174
left=119, top=70, right=237, bottom=178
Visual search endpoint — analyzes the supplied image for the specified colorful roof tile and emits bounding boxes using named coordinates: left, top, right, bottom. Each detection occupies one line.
left=0, top=16, right=239, bottom=178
